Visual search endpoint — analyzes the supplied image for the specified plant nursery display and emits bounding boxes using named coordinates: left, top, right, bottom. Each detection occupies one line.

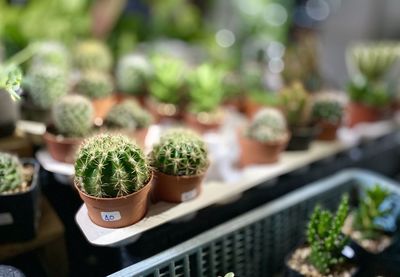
left=149, top=128, right=209, bottom=203
left=74, top=133, right=152, bottom=228
left=238, top=107, right=289, bottom=166
left=44, top=95, right=94, bottom=164
left=73, top=40, right=113, bottom=72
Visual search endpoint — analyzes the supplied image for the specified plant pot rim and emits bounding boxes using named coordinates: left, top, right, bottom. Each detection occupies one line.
left=44, top=129, right=83, bottom=144
left=239, top=129, right=291, bottom=146
left=74, top=172, right=153, bottom=201
left=154, top=168, right=208, bottom=180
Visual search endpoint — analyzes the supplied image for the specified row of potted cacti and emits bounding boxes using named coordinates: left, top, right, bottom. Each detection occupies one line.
left=286, top=184, right=400, bottom=276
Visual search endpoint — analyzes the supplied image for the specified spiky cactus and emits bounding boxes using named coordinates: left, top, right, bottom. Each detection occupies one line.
left=105, top=100, right=153, bottom=130
left=0, top=152, right=23, bottom=193
left=312, top=92, right=346, bottom=124
left=53, top=95, right=94, bottom=137
left=246, top=108, right=287, bottom=143
left=307, top=196, right=349, bottom=275
left=30, top=41, right=69, bottom=70
left=74, top=40, right=112, bottom=72
left=116, top=54, right=152, bottom=95
left=25, top=65, right=68, bottom=109
left=279, top=82, right=311, bottom=127
left=76, top=71, right=113, bottom=99
left=150, top=128, right=208, bottom=176
left=75, top=133, right=151, bottom=198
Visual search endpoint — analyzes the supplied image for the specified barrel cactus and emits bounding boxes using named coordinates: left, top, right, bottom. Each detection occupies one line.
left=116, top=54, right=152, bottom=95
left=76, top=71, right=113, bottom=99
left=105, top=100, right=153, bottom=130
left=246, top=108, right=288, bottom=143
left=25, top=66, right=68, bottom=109
left=279, top=82, right=311, bottom=127
left=30, top=41, right=69, bottom=70
left=74, top=40, right=112, bottom=72
left=312, top=92, right=346, bottom=124
left=53, top=95, right=94, bottom=137
left=75, top=133, right=151, bottom=198
left=150, top=128, right=208, bottom=176
left=0, top=152, right=23, bottom=193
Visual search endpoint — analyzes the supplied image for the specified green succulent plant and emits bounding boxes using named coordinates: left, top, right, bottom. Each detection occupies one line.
left=74, top=133, right=151, bottom=198
left=53, top=95, right=93, bottom=137
left=312, top=92, right=346, bottom=124
left=307, top=196, right=349, bottom=275
left=347, top=79, right=390, bottom=107
left=76, top=71, right=113, bottom=100
left=222, top=71, right=243, bottom=101
left=116, top=54, right=152, bottom=95
left=150, top=128, right=208, bottom=176
left=187, top=63, right=224, bottom=114
left=246, top=107, right=287, bottom=143
left=74, top=40, right=113, bottom=72
left=25, top=65, right=68, bottom=109
left=0, top=65, right=22, bottom=101
left=0, top=152, right=23, bottom=193
left=241, top=61, right=264, bottom=91
left=353, top=185, right=391, bottom=240
left=149, top=55, right=186, bottom=105
left=30, top=41, right=69, bottom=70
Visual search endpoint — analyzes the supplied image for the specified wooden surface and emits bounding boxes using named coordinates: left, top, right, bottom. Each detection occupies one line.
left=0, top=130, right=33, bottom=157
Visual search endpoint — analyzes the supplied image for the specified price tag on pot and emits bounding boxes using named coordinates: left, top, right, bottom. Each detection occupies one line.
left=0, top=213, right=13, bottom=225
left=181, top=189, right=197, bottom=202
left=101, top=211, right=121, bottom=222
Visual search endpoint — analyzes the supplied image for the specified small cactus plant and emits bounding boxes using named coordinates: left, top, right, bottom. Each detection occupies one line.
left=150, top=128, right=208, bottom=176
left=25, top=65, right=68, bottom=109
left=75, top=71, right=113, bottom=99
left=307, top=196, right=349, bottom=275
left=245, top=108, right=287, bottom=143
left=116, top=54, right=152, bottom=95
left=312, top=92, right=346, bottom=124
left=73, top=40, right=113, bottom=72
left=53, top=95, right=94, bottom=138
left=0, top=152, right=23, bottom=193
left=74, top=133, right=151, bottom=198
left=30, top=41, right=69, bottom=70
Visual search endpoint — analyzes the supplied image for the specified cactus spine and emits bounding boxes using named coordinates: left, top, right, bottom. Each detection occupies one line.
left=246, top=108, right=287, bottom=143
left=76, top=71, right=113, bottom=99
left=279, top=82, right=311, bottom=127
left=30, top=41, right=70, bottom=70
left=105, top=100, right=153, bottom=130
left=0, top=152, right=23, bottom=193
left=53, top=95, right=94, bottom=137
left=150, top=128, right=208, bottom=176
left=74, top=40, right=113, bottom=72
left=74, top=134, right=151, bottom=198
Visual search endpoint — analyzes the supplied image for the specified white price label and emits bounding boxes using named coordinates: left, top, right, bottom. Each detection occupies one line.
left=181, top=189, right=197, bottom=202
left=101, top=211, right=121, bottom=222
left=0, top=213, right=13, bottom=225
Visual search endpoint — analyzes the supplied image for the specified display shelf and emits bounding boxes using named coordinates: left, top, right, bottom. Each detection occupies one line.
left=36, top=150, right=74, bottom=176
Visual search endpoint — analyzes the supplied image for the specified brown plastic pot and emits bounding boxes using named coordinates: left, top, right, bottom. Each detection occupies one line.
left=75, top=176, right=153, bottom=228
left=183, top=112, right=223, bottom=133
left=43, top=131, right=82, bottom=164
left=316, top=121, right=340, bottom=141
left=152, top=170, right=205, bottom=203
left=238, top=132, right=290, bottom=167
left=347, top=102, right=381, bottom=127
left=92, top=96, right=116, bottom=120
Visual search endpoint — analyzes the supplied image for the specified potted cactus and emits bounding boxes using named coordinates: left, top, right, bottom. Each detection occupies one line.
left=0, top=152, right=40, bottom=242
left=29, top=41, right=70, bottom=71
left=75, top=70, right=115, bottom=121
left=238, top=108, right=290, bottom=167
left=149, top=128, right=209, bottom=203
left=286, top=196, right=358, bottom=276
left=279, top=82, right=317, bottom=151
left=115, top=53, right=152, bottom=103
left=44, top=95, right=94, bottom=163
left=147, top=55, right=186, bottom=121
left=73, top=40, right=113, bottom=72
left=74, top=133, right=153, bottom=228
left=312, top=91, right=346, bottom=141
left=185, top=63, right=225, bottom=132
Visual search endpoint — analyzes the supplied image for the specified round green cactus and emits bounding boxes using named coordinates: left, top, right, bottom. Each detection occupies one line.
left=279, top=82, right=311, bottom=127
left=30, top=41, right=69, bottom=70
left=25, top=66, right=68, bottom=109
left=75, top=133, right=151, bottom=198
left=116, top=54, right=152, bottom=95
left=150, top=128, right=208, bottom=176
left=246, top=108, right=288, bottom=143
left=53, top=95, right=94, bottom=137
left=312, top=92, right=346, bottom=124
left=75, top=71, right=113, bottom=99
left=74, top=40, right=112, bottom=72
left=0, top=152, right=23, bottom=193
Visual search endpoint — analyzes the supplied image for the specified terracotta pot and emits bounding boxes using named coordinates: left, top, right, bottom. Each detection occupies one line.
left=238, top=132, right=289, bottom=167
left=317, top=121, right=340, bottom=141
left=75, top=176, right=152, bottom=228
left=146, top=98, right=183, bottom=122
left=152, top=170, right=205, bottom=203
left=347, top=102, right=381, bottom=127
left=92, top=96, right=116, bottom=120
left=243, top=98, right=263, bottom=119
left=183, top=112, right=223, bottom=133
left=43, top=131, right=82, bottom=163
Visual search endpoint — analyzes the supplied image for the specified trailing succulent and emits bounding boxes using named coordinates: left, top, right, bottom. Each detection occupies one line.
left=353, top=185, right=391, bottom=240
left=53, top=95, right=94, bottom=138
left=73, top=40, right=113, bottom=72
left=0, top=152, right=23, bottom=193
left=25, top=65, right=68, bottom=109
left=75, top=71, right=113, bottom=99
left=74, top=133, right=151, bottom=198
left=116, top=54, right=152, bottom=95
left=0, top=65, right=22, bottom=101
left=150, top=128, right=208, bottom=176
left=312, top=92, right=346, bottom=124
left=30, top=41, right=70, bottom=70
left=307, top=196, right=349, bottom=275
left=246, top=108, right=287, bottom=143
left=105, top=100, right=153, bottom=131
